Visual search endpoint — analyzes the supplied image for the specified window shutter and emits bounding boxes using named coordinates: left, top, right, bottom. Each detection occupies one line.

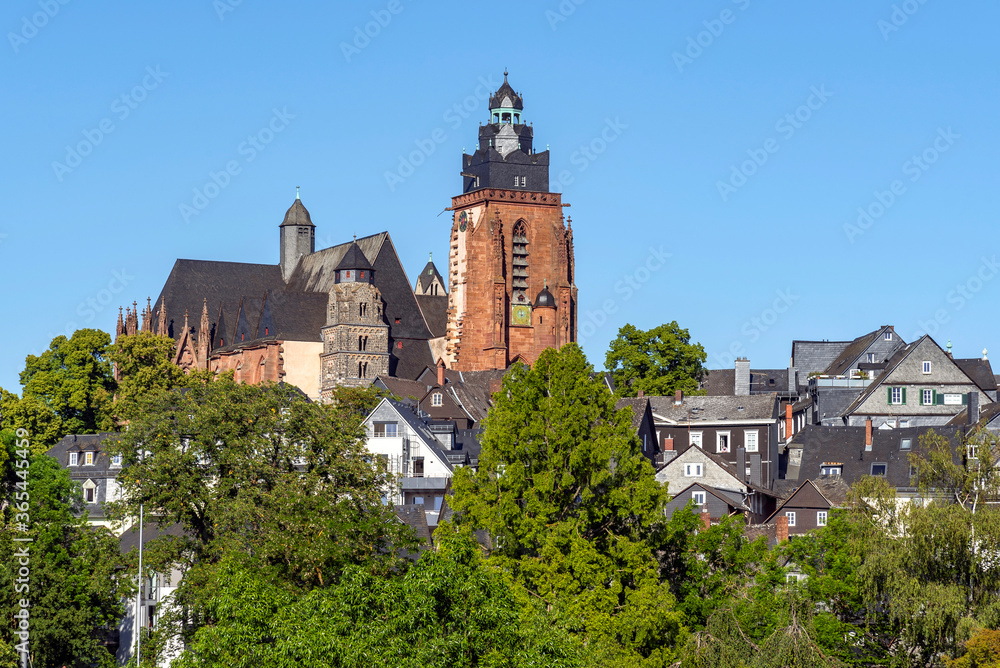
left=887, top=388, right=893, bottom=403
left=902, top=388, right=907, bottom=405
left=937, top=392, right=944, bottom=405
left=932, top=390, right=937, bottom=405
left=919, top=391, right=924, bottom=406
left=963, top=394, right=969, bottom=405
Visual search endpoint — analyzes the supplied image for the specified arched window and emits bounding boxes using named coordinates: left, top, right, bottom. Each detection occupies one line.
left=359, top=302, right=368, bottom=318
left=512, top=221, right=528, bottom=303
left=358, top=361, right=368, bottom=379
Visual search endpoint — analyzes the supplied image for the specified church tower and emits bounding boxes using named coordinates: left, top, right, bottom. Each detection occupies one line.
left=320, top=241, right=390, bottom=398
left=446, top=72, right=577, bottom=371
left=279, top=188, right=315, bottom=281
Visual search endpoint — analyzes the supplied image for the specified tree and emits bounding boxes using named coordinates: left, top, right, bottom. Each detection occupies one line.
left=0, top=389, right=62, bottom=455
left=0, top=432, right=126, bottom=668
left=105, top=378, right=415, bottom=660
left=16, top=329, right=116, bottom=444
left=174, top=529, right=586, bottom=668
left=450, top=344, right=683, bottom=663
left=605, top=322, right=706, bottom=398
left=108, top=331, right=201, bottom=422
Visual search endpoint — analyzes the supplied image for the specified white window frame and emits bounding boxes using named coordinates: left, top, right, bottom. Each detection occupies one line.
left=817, top=511, right=828, bottom=527
left=922, top=389, right=933, bottom=405
left=744, top=430, right=759, bottom=453
left=689, top=431, right=703, bottom=448
left=866, top=353, right=876, bottom=363
left=900, top=438, right=911, bottom=450
left=84, top=452, right=94, bottom=466
left=69, top=452, right=78, bottom=466
left=884, top=331, right=893, bottom=341
left=692, top=491, right=706, bottom=506
left=786, top=511, right=796, bottom=527
left=922, top=361, right=932, bottom=374
left=716, top=431, right=731, bottom=454
left=820, top=465, right=842, bottom=476
left=684, top=463, right=703, bottom=477
left=968, top=443, right=979, bottom=460
left=373, top=422, right=398, bottom=438
left=431, top=392, right=443, bottom=407
left=890, top=387, right=903, bottom=405
left=111, top=454, right=122, bottom=467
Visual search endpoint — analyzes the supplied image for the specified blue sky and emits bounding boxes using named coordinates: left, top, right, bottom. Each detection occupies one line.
left=2, top=0, right=998, bottom=392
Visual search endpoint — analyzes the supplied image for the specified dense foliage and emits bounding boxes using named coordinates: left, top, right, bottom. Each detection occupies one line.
left=605, top=322, right=707, bottom=397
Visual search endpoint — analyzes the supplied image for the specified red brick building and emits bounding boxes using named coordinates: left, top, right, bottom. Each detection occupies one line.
left=446, top=73, right=577, bottom=370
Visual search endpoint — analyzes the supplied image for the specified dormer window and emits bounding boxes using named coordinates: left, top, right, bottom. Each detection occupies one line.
left=432, top=392, right=443, bottom=407
left=84, top=452, right=94, bottom=466
left=111, top=454, right=122, bottom=467
left=69, top=452, right=78, bottom=467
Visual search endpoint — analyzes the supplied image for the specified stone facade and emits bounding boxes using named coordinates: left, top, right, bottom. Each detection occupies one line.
left=320, top=278, right=390, bottom=397
left=445, top=188, right=576, bottom=370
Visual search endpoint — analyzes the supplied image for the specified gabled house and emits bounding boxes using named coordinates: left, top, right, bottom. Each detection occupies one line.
left=782, top=421, right=968, bottom=501
left=46, top=433, right=122, bottom=530
left=837, top=336, right=992, bottom=428
left=649, top=392, right=781, bottom=489
left=765, top=478, right=848, bottom=536
left=655, top=445, right=777, bottom=523
left=363, top=397, right=481, bottom=526
left=663, top=482, right=748, bottom=523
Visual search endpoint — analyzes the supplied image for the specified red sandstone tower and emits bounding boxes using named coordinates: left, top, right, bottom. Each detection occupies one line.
left=445, top=72, right=577, bottom=371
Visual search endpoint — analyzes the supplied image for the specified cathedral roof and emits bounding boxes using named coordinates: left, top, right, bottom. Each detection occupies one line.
left=279, top=197, right=314, bottom=228
left=335, top=240, right=374, bottom=271
left=489, top=70, right=523, bottom=111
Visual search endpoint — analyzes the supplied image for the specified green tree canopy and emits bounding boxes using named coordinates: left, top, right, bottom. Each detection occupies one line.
left=450, top=343, right=683, bottom=664
left=0, top=432, right=126, bottom=668
left=605, top=322, right=707, bottom=398
left=16, top=329, right=116, bottom=443
left=106, top=378, right=416, bottom=661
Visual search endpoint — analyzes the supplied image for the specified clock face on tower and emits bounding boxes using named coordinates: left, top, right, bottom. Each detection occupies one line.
left=458, top=211, right=468, bottom=232
left=511, top=304, right=531, bottom=326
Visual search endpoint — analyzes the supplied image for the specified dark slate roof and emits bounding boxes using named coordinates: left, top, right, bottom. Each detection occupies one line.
left=279, top=197, right=314, bottom=228
left=947, top=401, right=1000, bottom=428
left=287, top=232, right=432, bottom=342
left=615, top=397, right=651, bottom=433
left=393, top=504, right=432, bottom=555
left=703, top=368, right=790, bottom=396
left=787, top=424, right=965, bottom=489
left=211, top=290, right=329, bottom=350
left=47, top=432, right=120, bottom=475
left=489, top=71, right=523, bottom=110
left=823, top=328, right=880, bottom=375
left=812, top=476, right=851, bottom=506
left=414, top=259, right=444, bottom=293
left=791, top=340, right=853, bottom=378
left=744, top=522, right=780, bottom=548
left=119, top=522, right=187, bottom=555
left=955, top=358, right=997, bottom=392
left=534, top=286, right=556, bottom=308
left=414, top=294, right=448, bottom=338
left=335, top=241, right=374, bottom=271
left=154, top=260, right=285, bottom=342
left=648, top=393, right=778, bottom=423
left=448, top=369, right=506, bottom=424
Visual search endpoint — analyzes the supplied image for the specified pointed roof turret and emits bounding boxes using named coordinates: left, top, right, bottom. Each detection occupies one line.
left=416, top=252, right=445, bottom=293
left=336, top=239, right=374, bottom=272
left=489, top=69, right=523, bottom=111
left=279, top=193, right=314, bottom=228
left=157, top=297, right=168, bottom=336
left=115, top=306, right=125, bottom=340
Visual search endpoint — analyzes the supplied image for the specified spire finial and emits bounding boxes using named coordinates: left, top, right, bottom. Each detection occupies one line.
left=296, top=185, right=300, bottom=200
left=353, top=234, right=357, bottom=242
left=984, top=347, right=989, bottom=361
left=429, top=252, right=433, bottom=262
left=503, top=68, right=508, bottom=81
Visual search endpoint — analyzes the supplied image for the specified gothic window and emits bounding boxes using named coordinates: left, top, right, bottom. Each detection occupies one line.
left=512, top=221, right=528, bottom=303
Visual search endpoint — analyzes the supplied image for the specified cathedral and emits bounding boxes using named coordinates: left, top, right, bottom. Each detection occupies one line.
left=116, top=73, right=577, bottom=398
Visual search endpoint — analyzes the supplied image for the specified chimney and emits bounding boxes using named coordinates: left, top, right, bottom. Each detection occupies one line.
left=637, top=388, right=644, bottom=398
left=788, top=366, right=797, bottom=394
left=737, top=447, right=747, bottom=482
left=700, top=509, right=711, bottom=531
left=674, top=390, right=683, bottom=405
left=436, top=358, right=446, bottom=387
left=663, top=436, right=674, bottom=451
left=735, top=357, right=750, bottom=396
left=785, top=404, right=793, bottom=442
left=969, top=392, right=980, bottom=426
left=776, top=515, right=789, bottom=543
left=865, top=418, right=873, bottom=451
